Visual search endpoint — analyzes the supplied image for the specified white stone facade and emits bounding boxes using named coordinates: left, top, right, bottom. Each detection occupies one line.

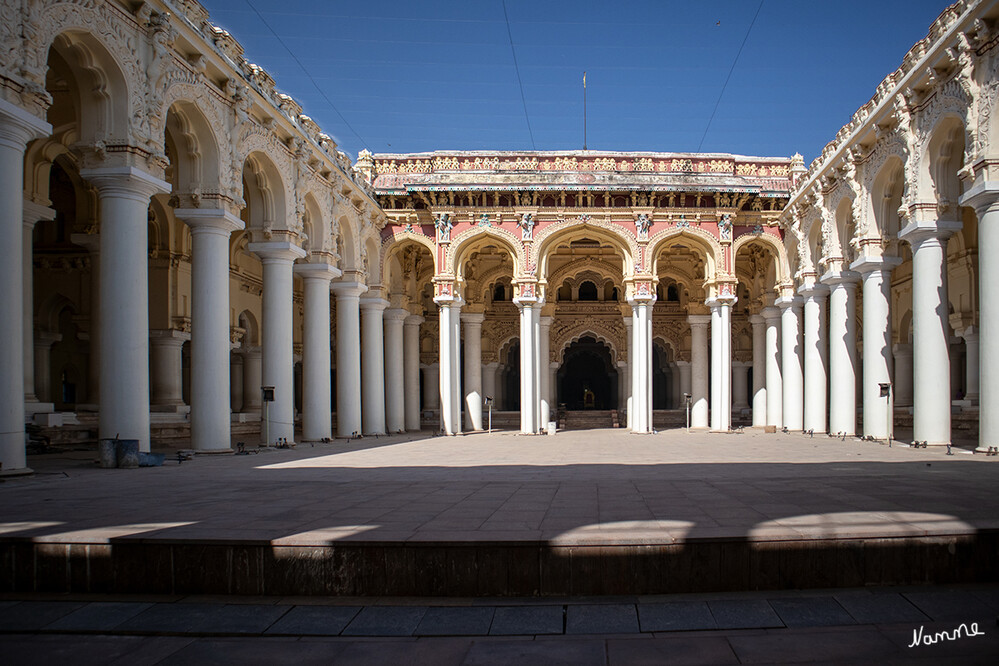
left=0, top=0, right=996, bottom=475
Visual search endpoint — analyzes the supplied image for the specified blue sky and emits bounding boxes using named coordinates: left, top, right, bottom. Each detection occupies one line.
left=205, top=1, right=951, bottom=161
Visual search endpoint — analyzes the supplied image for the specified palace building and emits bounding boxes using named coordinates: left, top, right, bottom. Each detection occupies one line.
left=1, top=0, right=997, bottom=475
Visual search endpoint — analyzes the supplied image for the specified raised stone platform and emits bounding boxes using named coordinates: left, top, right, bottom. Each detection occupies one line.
left=1, top=430, right=997, bottom=597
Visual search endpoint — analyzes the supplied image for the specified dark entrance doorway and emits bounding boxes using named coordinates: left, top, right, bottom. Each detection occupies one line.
left=557, top=336, right=617, bottom=410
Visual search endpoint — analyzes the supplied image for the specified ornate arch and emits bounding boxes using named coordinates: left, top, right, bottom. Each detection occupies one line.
left=732, top=231, right=789, bottom=285
left=380, top=231, right=438, bottom=287
left=647, top=227, right=721, bottom=280
left=546, top=257, right=624, bottom=290
left=551, top=321, right=627, bottom=364
left=447, top=226, right=524, bottom=278
left=532, top=217, right=636, bottom=277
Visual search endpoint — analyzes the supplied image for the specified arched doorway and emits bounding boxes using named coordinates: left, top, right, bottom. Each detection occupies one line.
left=652, top=342, right=674, bottom=409
left=557, top=336, right=617, bottom=410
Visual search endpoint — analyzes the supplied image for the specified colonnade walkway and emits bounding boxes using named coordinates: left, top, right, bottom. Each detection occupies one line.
left=1, top=583, right=998, bottom=663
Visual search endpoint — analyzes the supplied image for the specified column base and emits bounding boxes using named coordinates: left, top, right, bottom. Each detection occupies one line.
left=953, top=399, right=979, bottom=408
left=233, top=411, right=261, bottom=422
left=151, top=404, right=191, bottom=414
left=0, top=467, right=34, bottom=477
left=24, top=401, right=54, bottom=416
left=32, top=412, right=62, bottom=427
left=76, top=403, right=99, bottom=413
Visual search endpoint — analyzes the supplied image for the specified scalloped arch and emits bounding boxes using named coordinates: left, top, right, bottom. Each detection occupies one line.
left=446, top=227, right=524, bottom=278
left=647, top=227, right=720, bottom=279
left=532, top=218, right=636, bottom=277
left=732, top=231, right=790, bottom=284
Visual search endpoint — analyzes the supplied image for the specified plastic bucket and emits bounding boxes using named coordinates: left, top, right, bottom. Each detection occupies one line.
left=115, top=439, right=140, bottom=468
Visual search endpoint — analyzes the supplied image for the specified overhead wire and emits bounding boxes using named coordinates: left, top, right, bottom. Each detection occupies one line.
left=244, top=0, right=368, bottom=149
left=501, top=0, right=537, bottom=150
left=697, top=0, right=765, bottom=152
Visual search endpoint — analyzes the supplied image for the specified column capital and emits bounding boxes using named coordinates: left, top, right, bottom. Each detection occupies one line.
left=331, top=279, right=367, bottom=299
left=512, top=297, right=537, bottom=310
left=359, top=296, right=390, bottom=312
left=761, top=306, right=781, bottom=321
left=776, top=295, right=803, bottom=310
left=69, top=232, right=100, bottom=254
left=898, top=219, right=962, bottom=248
left=405, top=314, right=425, bottom=327
left=850, top=255, right=902, bottom=275
left=0, top=97, right=51, bottom=148
left=892, top=342, right=912, bottom=354
left=675, top=359, right=691, bottom=368
left=293, top=261, right=341, bottom=282
left=247, top=241, right=306, bottom=264
left=749, top=313, right=766, bottom=326
left=705, top=295, right=736, bottom=309
left=462, top=312, right=486, bottom=325
left=958, top=180, right=999, bottom=215
left=34, top=331, right=62, bottom=348
left=960, top=325, right=979, bottom=342
left=797, top=283, right=829, bottom=300
left=80, top=166, right=170, bottom=201
left=820, top=269, right=861, bottom=289
left=384, top=307, right=410, bottom=323
left=687, top=314, right=711, bottom=327
left=539, top=315, right=553, bottom=326
left=23, top=200, right=55, bottom=230
left=174, top=208, right=244, bottom=235
left=149, top=328, right=191, bottom=346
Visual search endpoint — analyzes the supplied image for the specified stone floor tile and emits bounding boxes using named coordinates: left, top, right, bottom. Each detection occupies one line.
left=0, top=634, right=152, bottom=666
left=834, top=592, right=929, bottom=624
left=902, top=589, right=997, bottom=621
left=727, top=627, right=898, bottom=664
left=117, top=603, right=289, bottom=634
left=607, top=635, right=739, bottom=665
left=341, top=606, right=428, bottom=636
left=157, top=637, right=350, bottom=665
left=264, top=605, right=362, bottom=635
left=566, top=603, right=639, bottom=635
left=462, top=638, right=606, bottom=666
left=46, top=601, right=154, bottom=631
left=637, top=601, right=717, bottom=632
left=414, top=607, right=495, bottom=636
left=488, top=605, right=564, bottom=635
left=768, top=596, right=857, bottom=628
left=707, top=599, right=784, bottom=630
left=0, top=601, right=87, bottom=631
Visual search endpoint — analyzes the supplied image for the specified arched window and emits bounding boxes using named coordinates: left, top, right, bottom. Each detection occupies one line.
left=578, top=281, right=598, bottom=301
left=493, top=283, right=506, bottom=302
left=667, top=284, right=679, bottom=302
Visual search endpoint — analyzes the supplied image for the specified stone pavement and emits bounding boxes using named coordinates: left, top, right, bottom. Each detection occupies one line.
left=1, top=585, right=998, bottom=664
left=2, top=428, right=998, bottom=546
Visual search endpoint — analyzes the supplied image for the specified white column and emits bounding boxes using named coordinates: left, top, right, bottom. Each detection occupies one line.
left=332, top=281, right=366, bottom=437
left=23, top=202, right=54, bottom=407
left=732, top=362, right=750, bottom=411
left=461, top=312, right=485, bottom=431
left=762, top=306, right=783, bottom=427
left=961, top=327, right=980, bottom=405
left=617, top=361, right=628, bottom=413
left=149, top=329, right=188, bottom=408
left=241, top=346, right=262, bottom=412
left=799, top=285, right=828, bottom=434
left=688, top=314, right=710, bottom=428
left=852, top=258, right=900, bottom=439
left=823, top=272, right=860, bottom=436
left=82, top=166, right=170, bottom=453
left=437, top=300, right=462, bottom=435
left=403, top=314, right=424, bottom=431
left=677, top=360, right=691, bottom=403
left=423, top=362, right=440, bottom=411
left=961, top=188, right=999, bottom=451
left=899, top=221, right=960, bottom=445
left=0, top=100, right=50, bottom=473
left=778, top=295, right=803, bottom=431
left=709, top=303, right=721, bottom=431
left=360, top=296, right=388, bottom=435
left=630, top=299, right=654, bottom=433
left=749, top=314, right=766, bottom=426
left=515, top=299, right=537, bottom=434
left=32, top=332, right=61, bottom=404
left=383, top=308, right=408, bottom=433
left=893, top=344, right=913, bottom=407
left=230, top=353, right=244, bottom=413
left=483, top=361, right=499, bottom=424
left=295, top=263, right=340, bottom=441
left=177, top=209, right=244, bottom=451
left=624, top=317, right=634, bottom=429
left=70, top=232, right=100, bottom=407
left=539, top=315, right=552, bottom=427
left=247, top=241, right=306, bottom=445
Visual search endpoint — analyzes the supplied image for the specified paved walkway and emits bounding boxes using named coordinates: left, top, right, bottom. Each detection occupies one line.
left=1, top=585, right=998, bottom=663
left=1, top=429, right=997, bottom=546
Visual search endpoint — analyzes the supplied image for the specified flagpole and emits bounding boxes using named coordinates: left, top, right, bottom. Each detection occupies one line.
left=583, top=71, right=587, bottom=151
